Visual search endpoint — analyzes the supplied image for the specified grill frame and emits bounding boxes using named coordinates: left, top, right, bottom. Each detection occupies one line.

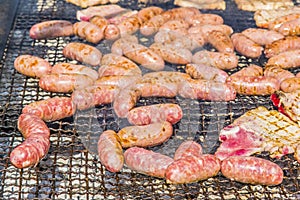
left=0, top=0, right=300, bottom=199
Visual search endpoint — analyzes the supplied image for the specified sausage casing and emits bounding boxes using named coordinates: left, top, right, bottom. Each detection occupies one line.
left=264, top=36, right=300, bottom=58
left=73, top=21, right=104, bottom=44
left=206, top=30, right=234, bottom=53
left=266, top=49, right=300, bottom=69
left=231, top=33, right=263, bottom=58
left=174, top=140, right=203, bottom=160
left=264, top=65, right=295, bottom=84
left=241, top=28, right=284, bottom=45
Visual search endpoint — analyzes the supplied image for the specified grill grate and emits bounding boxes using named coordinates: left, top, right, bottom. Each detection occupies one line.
left=0, top=0, right=300, bottom=199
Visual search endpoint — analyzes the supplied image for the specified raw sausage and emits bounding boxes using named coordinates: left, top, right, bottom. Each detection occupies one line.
left=221, top=156, right=283, bottom=185
left=73, top=21, right=104, bottom=44
left=127, top=103, right=183, bottom=125
left=206, top=30, right=234, bottom=53
left=117, top=121, right=173, bottom=148
left=124, top=147, right=174, bottom=178
left=174, top=140, right=203, bottom=160
left=165, top=154, right=220, bottom=184
left=63, top=42, right=102, bottom=66
left=231, top=33, right=263, bottom=58
left=241, top=28, right=284, bottom=45
left=97, top=130, right=124, bottom=172
left=266, top=49, right=300, bottom=69
left=52, top=63, right=98, bottom=81
left=22, top=97, right=76, bottom=122
left=29, top=20, right=74, bottom=39
left=264, top=36, right=300, bottom=58
left=14, top=55, right=52, bottom=78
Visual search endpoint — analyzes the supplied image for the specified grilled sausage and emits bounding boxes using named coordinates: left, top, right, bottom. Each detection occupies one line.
left=178, top=78, right=236, bottom=101
left=149, top=42, right=192, bottom=64
left=165, top=154, right=221, bottom=184
left=118, top=121, right=173, bottom=148
left=226, top=76, right=280, bottom=96
left=185, top=63, right=229, bottom=83
left=241, top=28, right=284, bottom=45
left=277, top=18, right=300, bottom=36
left=71, top=85, right=119, bottom=110
left=22, top=97, right=75, bottom=122
left=162, top=7, right=200, bottom=20
left=39, top=73, right=94, bottom=93
left=264, top=65, right=295, bottom=84
left=185, top=13, right=224, bottom=27
left=95, top=75, right=141, bottom=89
left=89, top=15, right=108, bottom=33
left=127, top=103, right=183, bottom=125
left=10, top=114, right=50, bottom=168
left=280, top=77, right=300, bottom=93
left=29, top=20, right=74, bottom=39
left=110, top=35, right=139, bottom=55
left=174, top=140, right=203, bottom=160
left=206, top=30, right=234, bottom=53
left=63, top=42, right=102, bottom=66
left=104, top=24, right=120, bottom=40
left=140, top=14, right=169, bottom=36
left=14, top=55, right=52, bottom=78
left=192, top=50, right=238, bottom=70
left=230, top=64, right=263, bottom=78
left=264, top=36, right=300, bottom=58
left=159, top=19, right=189, bottom=33
left=266, top=49, right=300, bottom=69
left=97, top=130, right=124, bottom=172
left=137, top=6, right=164, bottom=23
left=231, top=33, right=263, bottom=58
left=188, top=24, right=233, bottom=41
left=52, top=63, right=98, bottom=81
left=221, top=156, right=283, bottom=185
left=117, top=14, right=141, bottom=36
left=73, top=21, right=104, bottom=44
left=268, top=13, right=300, bottom=31
left=124, top=147, right=174, bottom=178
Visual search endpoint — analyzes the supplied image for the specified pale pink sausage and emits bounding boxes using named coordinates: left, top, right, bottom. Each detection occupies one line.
left=230, top=64, right=263, bottom=78
left=188, top=24, right=233, bottom=40
left=110, top=35, right=139, bottom=55
left=264, top=65, right=295, bottom=84
left=174, top=140, right=203, bottom=160
left=207, top=30, right=234, bottom=53
left=73, top=21, right=104, bottom=44
left=280, top=77, right=300, bottom=92
left=140, top=14, right=169, bottom=36
left=95, top=75, right=141, bottom=89
left=159, top=19, right=189, bottom=33
left=117, top=15, right=141, bottom=36
left=264, top=36, right=300, bottom=58
left=241, top=28, right=284, bottom=45
left=266, top=49, right=300, bottom=69
left=231, top=33, right=263, bottom=58
left=185, top=13, right=224, bottom=27
left=268, top=13, right=300, bottom=31
left=52, top=63, right=98, bottom=81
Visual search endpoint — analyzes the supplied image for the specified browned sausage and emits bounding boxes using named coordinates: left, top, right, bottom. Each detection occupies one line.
left=29, top=20, right=74, bottom=39
left=137, top=6, right=164, bottom=23
left=95, top=75, right=141, bottom=89
left=124, top=147, right=174, bottom=178
left=73, top=21, right=104, bottom=44
left=192, top=50, right=238, bottom=70
left=63, top=42, right=102, bottom=66
left=159, top=19, right=189, bottom=33
left=268, top=13, right=300, bottom=31
left=127, top=103, right=183, bottom=125
left=185, top=63, right=229, bottom=83
left=165, top=154, right=220, bottom=184
left=162, top=7, right=200, bottom=21
left=118, top=121, right=173, bottom=148
left=22, top=97, right=75, bottom=122
left=207, top=30, right=234, bottom=53
left=264, top=36, right=300, bottom=58
left=10, top=114, right=50, bottom=168
left=89, top=15, right=108, bottom=33
left=39, top=73, right=94, bottom=93
left=221, top=156, right=283, bottom=185
left=185, top=13, right=224, bottom=27
left=174, top=140, right=203, bottom=160
left=277, top=18, right=300, bottom=36
left=280, top=77, right=300, bottom=92
left=263, top=65, right=295, bottom=84
left=188, top=24, right=233, bottom=41
left=266, top=49, right=300, bottom=69
left=230, top=64, right=263, bottom=78
left=117, top=14, right=141, bottom=36
left=231, top=33, right=263, bottom=58
left=14, top=55, right=52, bottom=78
left=110, top=35, right=139, bottom=55
left=226, top=76, right=280, bottom=96
left=241, top=28, right=284, bottom=45
left=140, top=14, right=169, bottom=36
left=97, top=130, right=124, bottom=172
left=104, top=24, right=120, bottom=40
left=52, top=63, right=98, bottom=81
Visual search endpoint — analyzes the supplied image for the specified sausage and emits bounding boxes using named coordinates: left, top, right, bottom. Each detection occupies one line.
left=185, top=63, right=229, bottom=83
left=99, top=53, right=141, bottom=77
left=188, top=24, right=233, bottom=40
left=162, top=7, right=200, bottom=21
left=268, top=13, right=300, bottom=31
left=264, top=65, right=295, bottom=84
left=241, top=28, right=284, bottom=46
left=230, top=64, right=263, bottom=78
left=73, top=21, right=104, bottom=44
left=110, top=35, right=139, bottom=55
left=14, top=55, right=52, bottom=78
left=192, top=50, right=238, bottom=70
left=122, top=42, right=165, bottom=71
left=117, top=15, right=141, bottom=36
left=185, top=13, right=224, bottom=27
left=277, top=18, right=300, bottom=36
left=231, top=33, right=263, bottom=58
left=104, top=24, right=120, bottom=40
left=140, top=14, right=169, bottom=36
left=117, top=121, right=173, bottom=148
left=63, top=42, right=102, bottom=66
left=206, top=30, right=234, bottom=53
left=29, top=20, right=74, bottom=39
left=264, top=36, right=300, bottom=58
left=71, top=85, right=119, bottom=110
left=226, top=76, right=280, bottom=96
left=95, top=75, right=141, bottom=89
left=10, top=114, right=50, bottom=168
left=159, top=19, right=189, bottom=33
left=266, top=49, right=300, bottom=69
left=52, top=63, right=98, bottom=81
left=22, top=97, right=76, bottom=122
left=165, top=154, right=220, bottom=184
left=149, top=42, right=192, bottom=64
left=39, top=73, right=94, bottom=93
left=178, top=78, right=236, bottom=101
left=174, top=140, right=203, bottom=160
left=97, top=130, right=124, bottom=172
left=89, top=15, right=108, bottom=31
left=127, top=103, right=183, bottom=125
left=124, top=147, right=174, bottom=178
left=137, top=6, right=164, bottom=23
left=106, top=10, right=138, bottom=25
left=221, top=156, right=283, bottom=185
left=280, top=77, right=300, bottom=92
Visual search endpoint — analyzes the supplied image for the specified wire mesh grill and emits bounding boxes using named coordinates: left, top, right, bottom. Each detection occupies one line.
left=0, top=0, right=300, bottom=199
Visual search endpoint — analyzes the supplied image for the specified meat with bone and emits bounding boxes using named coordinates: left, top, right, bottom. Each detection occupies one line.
left=221, top=156, right=283, bottom=185
left=241, top=28, right=284, bottom=46
left=29, top=20, right=74, bottom=39
left=215, top=106, right=300, bottom=161
left=10, top=114, right=50, bottom=168
left=264, top=36, right=300, bottom=58
left=127, top=103, right=183, bottom=125
left=266, top=49, right=300, bottom=69
left=231, top=33, right=263, bottom=58
left=124, top=147, right=174, bottom=178
left=97, top=130, right=124, bottom=173
left=174, top=140, right=203, bottom=160
left=14, top=55, right=52, bottom=78
left=22, top=97, right=75, bottom=122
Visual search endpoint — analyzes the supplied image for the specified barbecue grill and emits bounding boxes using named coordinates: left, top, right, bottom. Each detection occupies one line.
left=0, top=0, right=299, bottom=199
